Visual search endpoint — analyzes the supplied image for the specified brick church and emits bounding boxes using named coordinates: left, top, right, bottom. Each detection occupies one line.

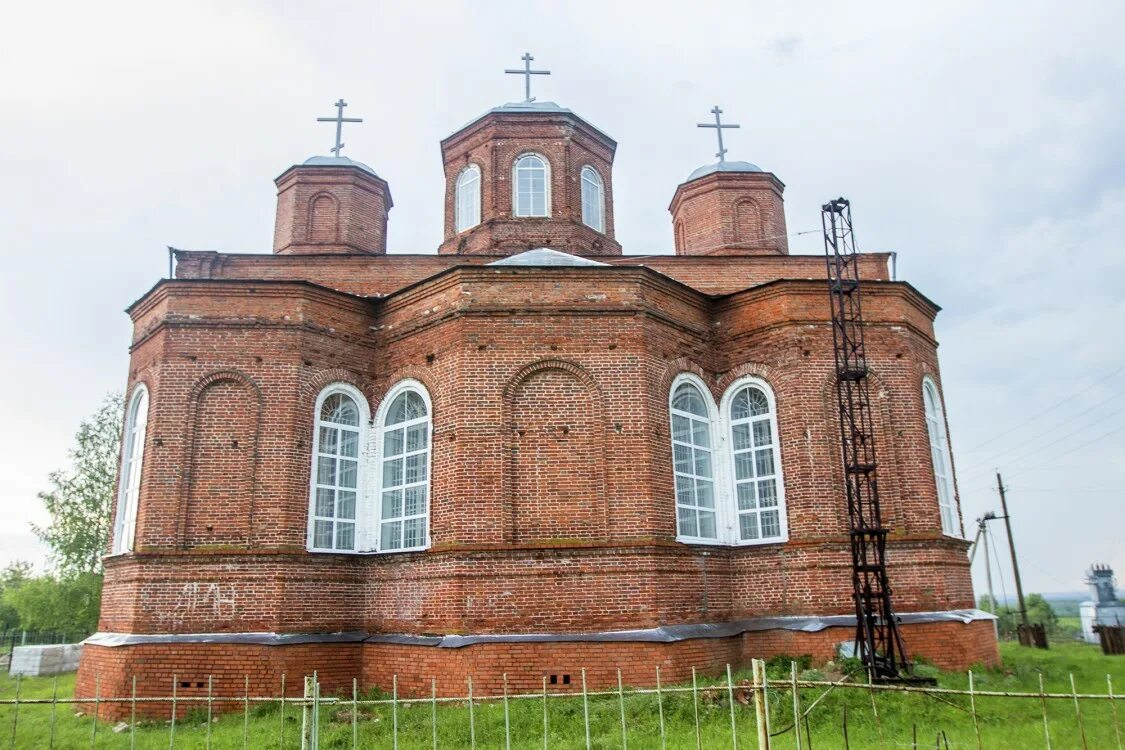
left=78, top=63, right=997, bottom=708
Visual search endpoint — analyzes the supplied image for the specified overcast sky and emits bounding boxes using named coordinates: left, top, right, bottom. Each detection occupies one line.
left=0, top=0, right=1121, bottom=599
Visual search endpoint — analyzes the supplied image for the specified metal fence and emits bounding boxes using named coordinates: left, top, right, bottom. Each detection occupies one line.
left=0, top=630, right=87, bottom=655
left=1, top=659, right=1122, bottom=749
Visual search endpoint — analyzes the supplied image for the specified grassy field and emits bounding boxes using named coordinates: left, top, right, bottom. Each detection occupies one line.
left=0, top=641, right=1121, bottom=748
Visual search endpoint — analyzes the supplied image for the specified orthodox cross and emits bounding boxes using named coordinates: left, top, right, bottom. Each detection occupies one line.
left=697, top=105, right=740, bottom=163
left=505, top=52, right=551, bottom=102
left=317, top=99, right=363, bottom=156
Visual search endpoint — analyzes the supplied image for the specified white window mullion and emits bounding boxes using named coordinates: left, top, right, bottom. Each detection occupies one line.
left=723, top=378, right=787, bottom=546
left=309, top=386, right=366, bottom=553
left=114, top=385, right=149, bottom=554
left=670, top=378, right=720, bottom=543
left=376, top=384, right=432, bottom=553
left=923, top=378, right=958, bottom=537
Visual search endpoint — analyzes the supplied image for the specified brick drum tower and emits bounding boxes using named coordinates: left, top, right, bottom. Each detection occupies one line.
left=78, top=65, right=997, bottom=715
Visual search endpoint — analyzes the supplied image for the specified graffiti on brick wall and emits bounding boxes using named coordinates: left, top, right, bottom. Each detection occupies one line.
left=158, top=582, right=237, bottom=629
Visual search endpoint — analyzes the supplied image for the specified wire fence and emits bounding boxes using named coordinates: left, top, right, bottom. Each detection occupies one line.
left=0, top=630, right=88, bottom=656
left=0, top=659, right=1122, bottom=749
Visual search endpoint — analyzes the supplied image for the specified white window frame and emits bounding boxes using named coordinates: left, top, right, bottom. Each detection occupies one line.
left=668, top=373, right=789, bottom=547
left=112, top=384, right=150, bottom=554
left=455, top=164, right=481, bottom=232
left=512, top=153, right=551, bottom=218
left=720, top=376, right=789, bottom=546
left=374, top=379, right=433, bottom=553
left=669, top=374, right=723, bottom=544
left=580, top=165, right=605, bottom=233
left=307, top=383, right=369, bottom=553
left=923, top=376, right=959, bottom=537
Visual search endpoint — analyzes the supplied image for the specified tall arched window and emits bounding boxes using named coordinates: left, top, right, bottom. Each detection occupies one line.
left=670, top=378, right=718, bottom=541
left=309, top=385, right=366, bottom=552
left=113, top=384, right=149, bottom=554
left=513, top=153, right=550, bottom=217
left=923, top=377, right=957, bottom=536
left=378, top=381, right=432, bottom=551
left=455, top=165, right=481, bottom=232
left=726, top=379, right=786, bottom=543
left=580, top=166, right=604, bottom=232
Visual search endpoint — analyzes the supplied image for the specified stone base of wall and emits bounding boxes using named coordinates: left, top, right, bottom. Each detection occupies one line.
left=76, top=619, right=998, bottom=719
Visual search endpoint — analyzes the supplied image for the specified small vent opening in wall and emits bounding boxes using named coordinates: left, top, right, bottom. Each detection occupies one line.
left=548, top=674, right=571, bottom=685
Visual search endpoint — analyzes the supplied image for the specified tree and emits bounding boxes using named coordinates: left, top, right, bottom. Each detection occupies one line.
left=0, top=562, right=32, bottom=631
left=978, top=592, right=1060, bottom=638
left=1, top=573, right=101, bottom=635
left=33, top=393, right=123, bottom=576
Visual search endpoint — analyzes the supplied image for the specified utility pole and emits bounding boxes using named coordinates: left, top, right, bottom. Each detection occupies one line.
left=982, top=523, right=996, bottom=614
left=996, top=471, right=1030, bottom=630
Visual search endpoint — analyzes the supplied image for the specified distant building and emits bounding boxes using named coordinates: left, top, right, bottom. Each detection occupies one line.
left=76, top=66, right=997, bottom=715
left=1080, top=564, right=1125, bottom=643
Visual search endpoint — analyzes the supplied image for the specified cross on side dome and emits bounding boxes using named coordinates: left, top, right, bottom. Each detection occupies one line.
left=316, top=99, right=363, bottom=157
left=697, top=105, right=741, bottom=163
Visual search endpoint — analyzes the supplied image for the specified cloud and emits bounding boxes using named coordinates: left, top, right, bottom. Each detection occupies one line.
left=0, top=0, right=1121, bottom=594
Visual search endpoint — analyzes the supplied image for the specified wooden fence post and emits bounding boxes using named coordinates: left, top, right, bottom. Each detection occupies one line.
left=752, top=659, right=770, bottom=750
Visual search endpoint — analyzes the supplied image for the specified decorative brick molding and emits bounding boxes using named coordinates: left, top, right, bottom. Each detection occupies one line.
left=501, top=359, right=609, bottom=543
left=177, top=370, right=262, bottom=550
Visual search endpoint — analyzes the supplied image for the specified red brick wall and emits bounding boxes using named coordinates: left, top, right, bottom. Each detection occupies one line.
left=170, top=250, right=893, bottom=299
left=102, top=269, right=967, bottom=636
left=76, top=619, right=998, bottom=718
left=89, top=251, right=981, bottom=715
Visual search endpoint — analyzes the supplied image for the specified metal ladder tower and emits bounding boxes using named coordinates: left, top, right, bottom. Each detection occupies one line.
left=822, top=197, right=911, bottom=681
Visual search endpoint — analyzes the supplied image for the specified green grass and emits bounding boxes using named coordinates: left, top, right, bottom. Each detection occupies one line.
left=0, top=642, right=1121, bottom=748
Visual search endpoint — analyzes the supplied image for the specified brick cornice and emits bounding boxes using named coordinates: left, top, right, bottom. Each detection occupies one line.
left=440, top=109, right=616, bottom=157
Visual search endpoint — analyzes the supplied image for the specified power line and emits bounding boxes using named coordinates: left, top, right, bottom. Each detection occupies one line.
left=960, top=364, right=1125, bottom=454
left=958, top=402, right=1125, bottom=484
left=1009, top=487, right=1123, bottom=493
left=957, top=388, right=1124, bottom=473
left=1003, top=423, right=1125, bottom=481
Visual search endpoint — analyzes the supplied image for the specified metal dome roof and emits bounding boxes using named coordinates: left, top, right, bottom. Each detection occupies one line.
left=686, top=160, right=763, bottom=182
left=446, top=101, right=615, bottom=144
left=300, top=155, right=380, bottom=177
left=489, top=248, right=608, bottom=267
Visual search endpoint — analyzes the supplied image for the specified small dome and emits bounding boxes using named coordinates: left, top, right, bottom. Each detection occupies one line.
left=490, top=100, right=570, bottom=114
left=489, top=248, right=608, bottom=267
left=686, top=160, right=763, bottom=182
left=301, top=155, right=380, bottom=177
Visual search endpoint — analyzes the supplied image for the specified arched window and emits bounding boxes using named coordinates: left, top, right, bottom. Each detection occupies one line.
left=378, top=382, right=431, bottom=551
left=923, top=377, right=957, bottom=536
left=455, top=165, right=481, bottom=232
left=513, top=153, right=550, bottom=217
left=726, top=379, right=786, bottom=543
left=668, top=374, right=789, bottom=547
left=580, top=166, right=604, bottom=232
left=309, top=385, right=366, bottom=552
left=670, top=378, right=718, bottom=541
left=113, top=384, right=149, bottom=554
